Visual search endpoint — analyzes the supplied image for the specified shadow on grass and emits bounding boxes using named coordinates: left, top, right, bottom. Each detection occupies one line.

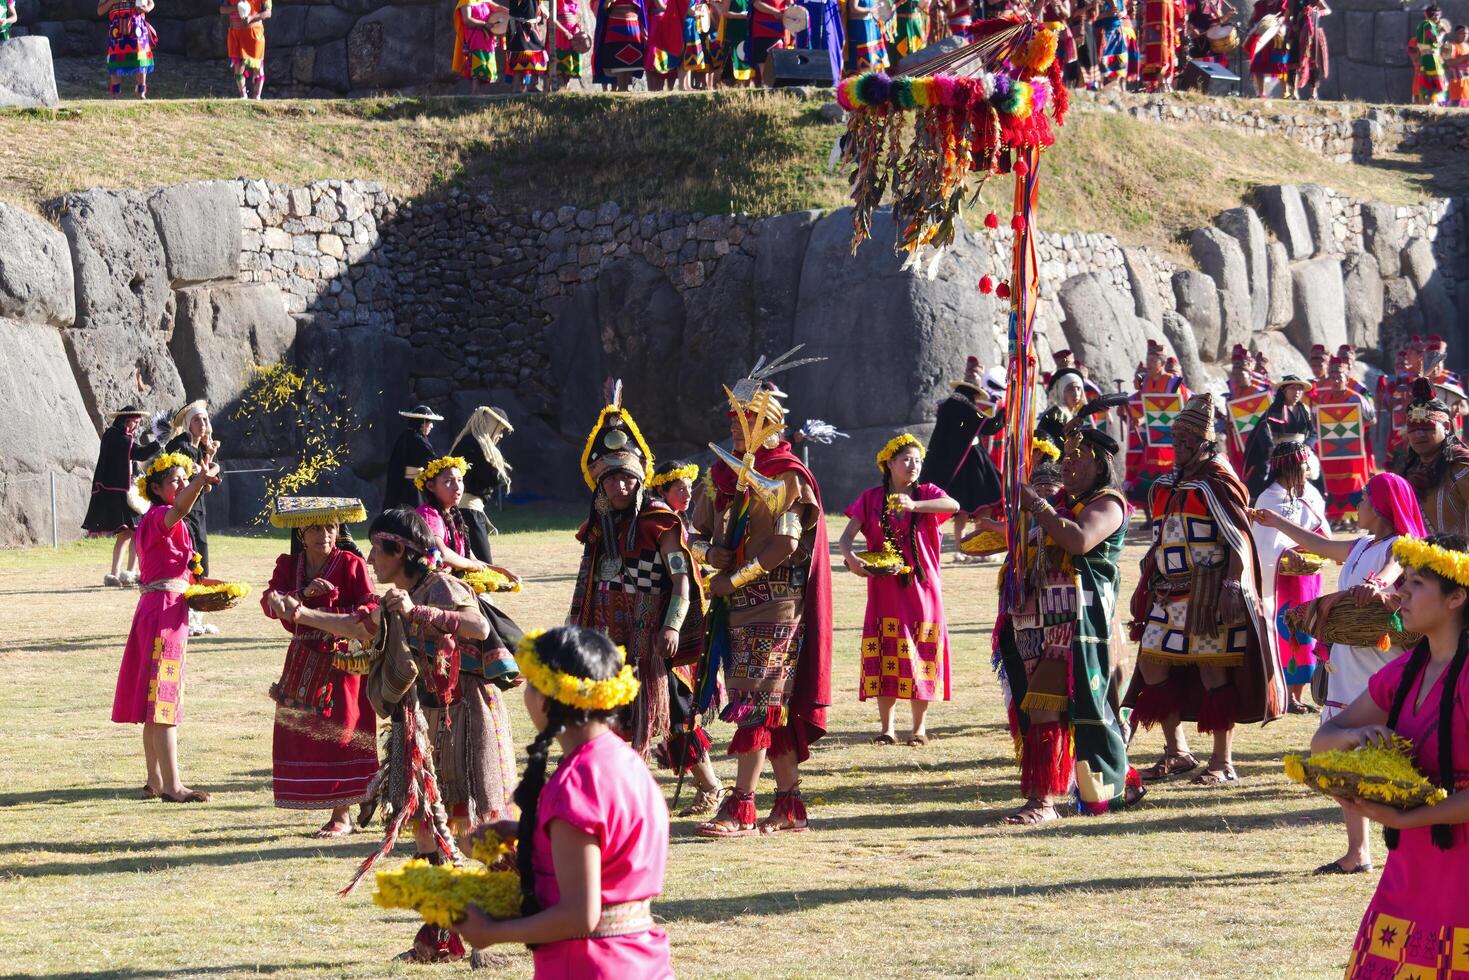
left=0, top=837, right=365, bottom=878
left=18, top=963, right=348, bottom=979
left=0, top=780, right=263, bottom=807
left=653, top=868, right=1296, bottom=921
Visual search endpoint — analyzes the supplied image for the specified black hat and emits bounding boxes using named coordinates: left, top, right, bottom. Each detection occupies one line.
left=399, top=404, right=444, bottom=422
left=110, top=404, right=147, bottom=420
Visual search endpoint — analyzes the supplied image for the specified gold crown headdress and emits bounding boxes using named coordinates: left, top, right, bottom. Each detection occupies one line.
left=709, top=346, right=825, bottom=513
left=580, top=380, right=653, bottom=492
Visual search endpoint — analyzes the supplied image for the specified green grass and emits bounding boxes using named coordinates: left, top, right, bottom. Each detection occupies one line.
left=1, top=90, right=1464, bottom=251
left=0, top=511, right=1381, bottom=977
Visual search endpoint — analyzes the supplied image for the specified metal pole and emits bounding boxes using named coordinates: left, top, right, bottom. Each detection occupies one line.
left=50, top=471, right=58, bottom=549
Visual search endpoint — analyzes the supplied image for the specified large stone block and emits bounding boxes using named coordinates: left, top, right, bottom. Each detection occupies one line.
left=1342, top=252, right=1384, bottom=357
left=1298, top=184, right=1338, bottom=256
left=296, top=322, right=413, bottom=484
left=1257, top=185, right=1314, bottom=260
left=1161, top=310, right=1208, bottom=392
left=170, top=282, right=295, bottom=410
left=1374, top=9, right=1408, bottom=67
left=752, top=209, right=819, bottom=353
left=1171, top=269, right=1222, bottom=359
left=51, top=188, right=183, bottom=427
left=0, top=35, right=59, bottom=108
left=1345, top=10, right=1374, bottom=62
left=790, top=208, right=1002, bottom=435
left=266, top=3, right=311, bottom=47
left=1362, top=202, right=1402, bottom=278
left=810, top=422, right=937, bottom=510
left=1382, top=276, right=1424, bottom=349
left=0, top=202, right=74, bottom=328
left=1189, top=226, right=1250, bottom=359
left=1255, top=329, right=1312, bottom=380
left=149, top=181, right=243, bottom=285
left=1121, top=246, right=1164, bottom=326
left=1266, top=240, right=1293, bottom=328
left=1401, top=237, right=1437, bottom=291
left=183, top=15, right=228, bottom=59
left=314, top=39, right=351, bottom=91
left=306, top=3, right=359, bottom=41
left=1215, top=207, right=1269, bottom=332
left=1287, top=257, right=1348, bottom=356
left=0, top=318, right=100, bottom=546
left=1057, top=272, right=1157, bottom=397
left=347, top=2, right=455, bottom=90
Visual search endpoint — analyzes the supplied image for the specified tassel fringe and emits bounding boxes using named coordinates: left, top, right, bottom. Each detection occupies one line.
left=1019, top=721, right=1072, bottom=799
left=1197, top=684, right=1240, bottom=735
left=1130, top=679, right=1180, bottom=731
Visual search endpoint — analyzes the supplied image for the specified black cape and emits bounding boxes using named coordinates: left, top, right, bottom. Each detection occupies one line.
left=383, top=427, right=436, bottom=511
left=81, top=422, right=155, bottom=534
left=923, top=395, right=1004, bottom=512
left=1242, top=398, right=1316, bottom=502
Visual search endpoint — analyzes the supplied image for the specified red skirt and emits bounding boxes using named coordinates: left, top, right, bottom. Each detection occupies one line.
left=270, top=636, right=378, bottom=809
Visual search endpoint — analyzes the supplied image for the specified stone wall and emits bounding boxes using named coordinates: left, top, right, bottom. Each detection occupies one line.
left=4, top=168, right=1466, bottom=546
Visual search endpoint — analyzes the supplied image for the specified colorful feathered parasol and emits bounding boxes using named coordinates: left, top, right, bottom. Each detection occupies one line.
left=838, top=17, right=1067, bottom=611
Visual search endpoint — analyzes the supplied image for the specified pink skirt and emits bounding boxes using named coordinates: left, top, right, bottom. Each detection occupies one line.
left=112, top=590, right=190, bottom=725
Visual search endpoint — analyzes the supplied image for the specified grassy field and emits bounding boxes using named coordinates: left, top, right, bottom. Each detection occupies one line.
left=0, top=510, right=1381, bottom=978
left=0, top=90, right=1460, bottom=250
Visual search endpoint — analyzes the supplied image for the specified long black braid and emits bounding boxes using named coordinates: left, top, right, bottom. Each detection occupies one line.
left=512, top=627, right=633, bottom=938
left=879, top=469, right=924, bottom=587
left=1384, top=532, right=1469, bottom=852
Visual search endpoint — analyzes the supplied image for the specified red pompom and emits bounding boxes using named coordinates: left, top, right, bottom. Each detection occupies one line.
left=1011, top=214, right=1027, bottom=232
left=984, top=212, right=999, bottom=229
left=1013, top=158, right=1030, bottom=176
left=978, top=275, right=995, bottom=294
left=995, top=282, right=1012, bottom=299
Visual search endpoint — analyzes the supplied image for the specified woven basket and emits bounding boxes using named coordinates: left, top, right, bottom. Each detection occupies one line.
left=1278, top=550, right=1327, bottom=577
left=185, top=580, right=249, bottom=612
left=959, top=530, right=1007, bottom=557
left=1295, top=760, right=1444, bottom=810
left=1284, top=593, right=1421, bottom=649
left=855, top=549, right=906, bottom=575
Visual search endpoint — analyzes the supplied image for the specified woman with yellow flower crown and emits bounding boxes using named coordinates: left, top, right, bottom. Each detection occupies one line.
left=273, top=506, right=517, bottom=966
left=838, top=433, right=958, bottom=745
left=1313, top=532, right=1469, bottom=979
left=451, top=626, right=673, bottom=978
left=111, top=449, right=222, bottom=804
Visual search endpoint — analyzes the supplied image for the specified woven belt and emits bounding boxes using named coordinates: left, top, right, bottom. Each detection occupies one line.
left=140, top=578, right=189, bottom=594
left=584, top=899, right=654, bottom=939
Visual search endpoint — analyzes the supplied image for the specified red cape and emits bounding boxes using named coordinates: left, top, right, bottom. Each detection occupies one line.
left=711, top=441, right=833, bottom=760
left=648, top=0, right=687, bottom=61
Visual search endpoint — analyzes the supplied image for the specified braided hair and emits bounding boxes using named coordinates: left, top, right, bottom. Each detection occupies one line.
left=513, top=627, right=633, bottom=928
left=879, top=467, right=924, bottom=586
left=421, top=471, right=472, bottom=554
left=1383, top=532, right=1469, bottom=852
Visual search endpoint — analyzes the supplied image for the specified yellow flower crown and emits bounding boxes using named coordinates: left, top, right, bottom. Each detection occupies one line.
left=876, top=433, right=925, bottom=471
left=1393, top=536, right=1469, bottom=588
left=647, top=463, right=699, bottom=491
left=515, top=629, right=639, bottom=712
left=135, top=452, right=196, bottom=498
left=415, top=456, right=470, bottom=492
left=1032, top=437, right=1060, bottom=463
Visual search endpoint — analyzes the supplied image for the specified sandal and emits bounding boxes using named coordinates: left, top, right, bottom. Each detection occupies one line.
left=907, top=734, right=930, bottom=747
left=679, top=784, right=728, bottom=818
left=1002, top=802, right=1058, bottom=826
left=696, top=790, right=758, bottom=838
left=758, top=784, right=810, bottom=835
left=1140, top=752, right=1198, bottom=782
left=159, top=788, right=212, bottom=803
left=1190, top=763, right=1238, bottom=787
left=313, top=817, right=354, bottom=838
left=140, top=784, right=158, bottom=800
left=1312, top=860, right=1373, bottom=876
left=871, top=733, right=898, bottom=745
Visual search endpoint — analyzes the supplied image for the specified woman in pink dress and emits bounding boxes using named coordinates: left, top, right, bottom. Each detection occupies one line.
left=453, top=626, right=673, bottom=979
left=111, top=450, right=221, bottom=803
left=838, top=434, right=958, bottom=746
left=1312, top=532, right=1469, bottom=979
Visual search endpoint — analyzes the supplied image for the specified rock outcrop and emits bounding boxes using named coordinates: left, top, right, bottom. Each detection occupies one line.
left=0, top=36, right=59, bottom=108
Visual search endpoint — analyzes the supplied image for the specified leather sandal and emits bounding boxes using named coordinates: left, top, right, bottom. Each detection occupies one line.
left=1140, top=751, right=1198, bottom=782
left=159, top=788, right=212, bottom=803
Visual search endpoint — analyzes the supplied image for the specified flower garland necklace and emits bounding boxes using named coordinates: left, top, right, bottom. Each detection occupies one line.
left=880, top=480, right=923, bottom=587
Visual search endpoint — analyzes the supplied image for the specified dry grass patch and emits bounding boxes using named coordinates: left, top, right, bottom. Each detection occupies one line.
left=0, top=509, right=1379, bottom=978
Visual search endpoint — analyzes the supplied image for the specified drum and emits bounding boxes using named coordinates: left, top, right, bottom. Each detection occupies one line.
left=1206, top=24, right=1239, bottom=53
left=1243, top=13, right=1278, bottom=60
left=571, top=28, right=592, bottom=52
left=696, top=2, right=713, bottom=33
left=782, top=3, right=811, bottom=33
left=488, top=8, right=511, bottom=34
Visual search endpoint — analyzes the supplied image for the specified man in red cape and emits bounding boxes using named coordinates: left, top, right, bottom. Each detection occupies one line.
left=689, top=357, right=833, bottom=837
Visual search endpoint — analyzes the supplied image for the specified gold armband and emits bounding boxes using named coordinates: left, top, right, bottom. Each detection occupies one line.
left=729, top=558, right=767, bottom=590
left=689, top=539, right=711, bottom=564
left=665, top=551, right=691, bottom=576
left=775, top=511, right=804, bottom=539
left=663, top=594, right=691, bottom=633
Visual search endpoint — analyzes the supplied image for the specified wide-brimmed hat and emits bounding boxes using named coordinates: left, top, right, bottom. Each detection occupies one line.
left=484, top=406, right=514, bottom=434
left=1276, top=374, right=1310, bottom=393
left=110, top=404, right=147, bottom=420
left=399, top=404, right=444, bottom=422
left=270, top=496, right=368, bottom=529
